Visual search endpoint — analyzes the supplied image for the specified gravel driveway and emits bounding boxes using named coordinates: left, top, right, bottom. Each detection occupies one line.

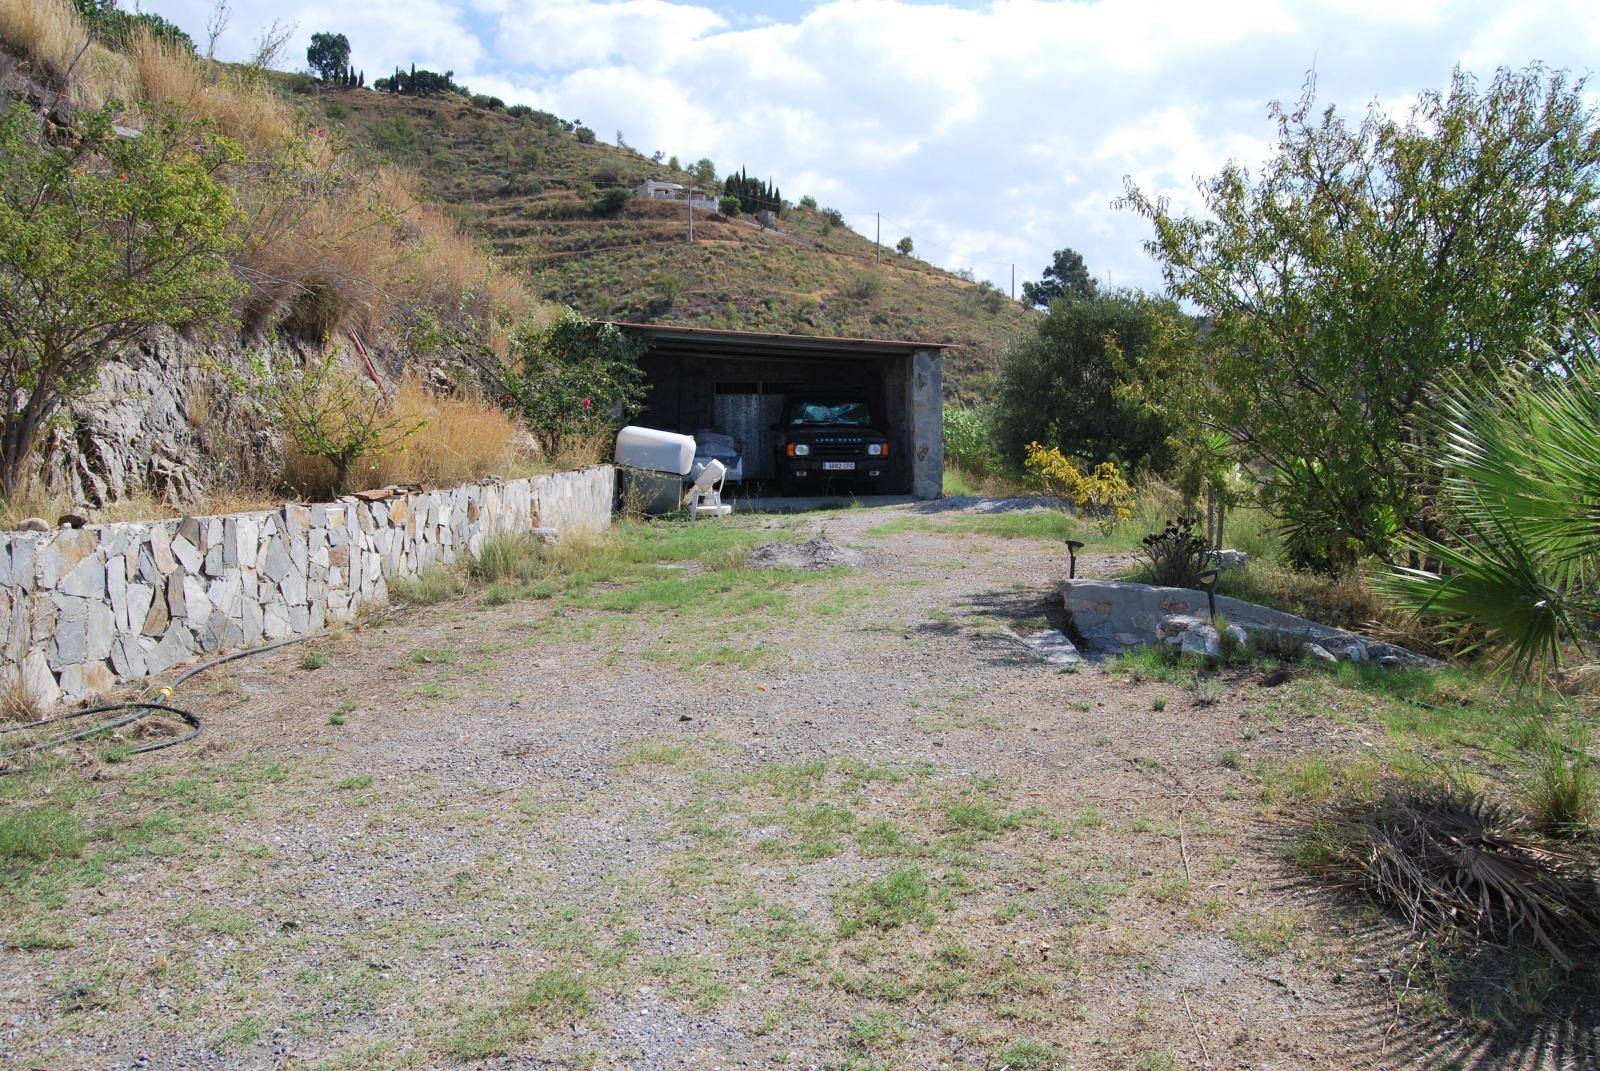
left=0, top=500, right=1539, bottom=1069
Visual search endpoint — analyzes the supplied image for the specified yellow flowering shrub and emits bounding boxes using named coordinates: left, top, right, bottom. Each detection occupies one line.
left=1022, top=442, right=1135, bottom=531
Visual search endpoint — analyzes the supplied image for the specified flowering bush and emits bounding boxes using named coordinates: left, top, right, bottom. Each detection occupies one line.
left=481, top=309, right=646, bottom=457
left=1022, top=442, right=1134, bottom=531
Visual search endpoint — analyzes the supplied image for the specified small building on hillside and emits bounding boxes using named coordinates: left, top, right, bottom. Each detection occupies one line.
left=633, top=178, right=717, bottom=210
left=616, top=323, right=946, bottom=499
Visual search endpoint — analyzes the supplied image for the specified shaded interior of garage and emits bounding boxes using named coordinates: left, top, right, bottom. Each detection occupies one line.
left=615, top=324, right=945, bottom=498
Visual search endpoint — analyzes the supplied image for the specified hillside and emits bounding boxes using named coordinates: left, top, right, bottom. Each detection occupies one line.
left=315, top=85, right=1036, bottom=393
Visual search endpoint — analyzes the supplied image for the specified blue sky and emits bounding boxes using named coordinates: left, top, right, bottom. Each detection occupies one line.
left=150, top=0, right=1599, bottom=293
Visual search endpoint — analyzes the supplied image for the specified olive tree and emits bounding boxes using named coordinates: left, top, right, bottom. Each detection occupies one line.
left=1120, top=66, right=1600, bottom=569
left=0, top=105, right=242, bottom=500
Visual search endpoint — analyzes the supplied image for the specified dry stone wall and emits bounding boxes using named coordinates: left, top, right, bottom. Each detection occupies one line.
left=1, top=466, right=615, bottom=705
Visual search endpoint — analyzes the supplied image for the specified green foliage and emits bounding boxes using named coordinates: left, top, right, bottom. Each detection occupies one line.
left=941, top=406, right=1001, bottom=476
left=74, top=0, right=192, bottom=50
left=995, top=290, right=1172, bottom=468
left=1121, top=66, right=1600, bottom=569
left=1136, top=517, right=1212, bottom=588
left=895, top=236, right=913, bottom=256
left=0, top=104, right=242, bottom=498
left=374, top=64, right=458, bottom=96
left=717, top=194, right=741, bottom=217
left=722, top=167, right=780, bottom=213
left=836, top=866, right=936, bottom=935
left=591, top=186, right=630, bottom=216
left=1372, top=343, right=1600, bottom=681
left=798, top=194, right=818, bottom=210
left=306, top=32, right=351, bottom=81
left=483, top=310, right=646, bottom=456
left=1020, top=246, right=1095, bottom=309
left=267, top=348, right=423, bottom=496
left=1517, top=718, right=1597, bottom=836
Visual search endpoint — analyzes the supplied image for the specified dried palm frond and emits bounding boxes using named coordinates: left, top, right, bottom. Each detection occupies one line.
left=1313, top=788, right=1600, bottom=969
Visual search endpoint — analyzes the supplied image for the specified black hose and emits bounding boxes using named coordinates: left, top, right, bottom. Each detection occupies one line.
left=0, top=634, right=312, bottom=774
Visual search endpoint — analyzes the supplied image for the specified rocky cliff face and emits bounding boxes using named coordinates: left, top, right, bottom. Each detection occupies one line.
left=34, top=330, right=305, bottom=510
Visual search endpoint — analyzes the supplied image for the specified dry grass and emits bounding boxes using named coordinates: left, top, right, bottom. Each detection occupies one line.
left=1, top=668, right=44, bottom=724
left=236, top=165, right=540, bottom=345
left=369, top=377, right=527, bottom=488
left=282, top=374, right=528, bottom=497
left=0, top=0, right=135, bottom=109
left=125, top=29, right=292, bottom=154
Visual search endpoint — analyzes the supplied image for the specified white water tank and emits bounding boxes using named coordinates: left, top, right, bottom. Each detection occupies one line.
left=615, top=426, right=695, bottom=476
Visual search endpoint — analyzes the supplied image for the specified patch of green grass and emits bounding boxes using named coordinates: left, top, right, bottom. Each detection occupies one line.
left=411, top=647, right=456, bottom=665
left=445, top=967, right=593, bottom=1058
left=0, top=802, right=85, bottom=867
left=616, top=739, right=700, bottom=769
left=337, top=774, right=375, bottom=791
left=996, top=1038, right=1057, bottom=1068
left=389, top=566, right=468, bottom=606
left=849, top=1009, right=908, bottom=1051
left=942, top=798, right=1023, bottom=836
left=645, top=643, right=770, bottom=669
left=837, top=866, right=938, bottom=936
left=299, top=650, right=329, bottom=671
left=216, top=1014, right=267, bottom=1049
left=471, top=532, right=545, bottom=584
left=1230, top=908, right=1307, bottom=960
left=5, top=920, right=75, bottom=950
left=647, top=954, right=731, bottom=1010
left=856, top=820, right=918, bottom=857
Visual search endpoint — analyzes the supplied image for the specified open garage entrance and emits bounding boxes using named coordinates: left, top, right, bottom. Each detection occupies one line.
left=616, top=324, right=947, bottom=500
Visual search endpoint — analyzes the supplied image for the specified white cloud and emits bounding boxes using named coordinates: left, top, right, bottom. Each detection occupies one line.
left=153, top=0, right=1599, bottom=292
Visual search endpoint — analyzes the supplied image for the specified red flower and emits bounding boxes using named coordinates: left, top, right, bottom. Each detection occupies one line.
left=581, top=396, right=593, bottom=409
left=117, top=172, right=127, bottom=181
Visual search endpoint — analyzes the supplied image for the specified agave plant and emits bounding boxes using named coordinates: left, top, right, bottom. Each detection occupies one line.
left=1373, top=341, right=1600, bottom=681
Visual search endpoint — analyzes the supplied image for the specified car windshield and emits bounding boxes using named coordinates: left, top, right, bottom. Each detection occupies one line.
left=788, top=400, right=872, bottom=427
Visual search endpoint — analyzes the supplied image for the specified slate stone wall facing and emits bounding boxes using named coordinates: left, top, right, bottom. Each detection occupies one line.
left=1, top=466, right=615, bottom=705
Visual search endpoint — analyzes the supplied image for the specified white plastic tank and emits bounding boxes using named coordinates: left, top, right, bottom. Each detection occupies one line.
left=615, top=426, right=696, bottom=476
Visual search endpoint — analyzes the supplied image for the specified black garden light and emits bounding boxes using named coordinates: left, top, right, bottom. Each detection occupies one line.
left=1065, top=539, right=1085, bottom=579
left=1196, top=568, right=1220, bottom=622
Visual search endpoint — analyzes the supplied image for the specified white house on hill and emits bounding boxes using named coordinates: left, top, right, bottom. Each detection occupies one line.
left=634, top=178, right=717, bottom=210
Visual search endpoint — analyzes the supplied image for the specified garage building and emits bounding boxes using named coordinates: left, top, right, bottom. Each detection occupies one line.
left=616, top=323, right=946, bottom=499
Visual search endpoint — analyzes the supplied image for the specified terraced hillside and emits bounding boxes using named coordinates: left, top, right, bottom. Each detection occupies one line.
left=318, top=86, right=1035, bottom=392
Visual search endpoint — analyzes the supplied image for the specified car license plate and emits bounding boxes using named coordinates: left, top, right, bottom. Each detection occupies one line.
left=821, top=461, right=855, bottom=471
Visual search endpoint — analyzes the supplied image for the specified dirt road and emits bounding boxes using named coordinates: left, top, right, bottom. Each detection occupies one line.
left=0, top=501, right=1548, bottom=1069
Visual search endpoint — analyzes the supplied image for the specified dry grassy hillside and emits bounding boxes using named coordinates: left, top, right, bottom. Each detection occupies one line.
left=317, top=86, right=1036, bottom=393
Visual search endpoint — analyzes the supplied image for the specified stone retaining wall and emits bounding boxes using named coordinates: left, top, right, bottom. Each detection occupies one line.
left=1, top=466, right=615, bottom=705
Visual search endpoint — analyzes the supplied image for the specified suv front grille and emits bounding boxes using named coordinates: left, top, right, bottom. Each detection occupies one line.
left=809, top=443, right=863, bottom=459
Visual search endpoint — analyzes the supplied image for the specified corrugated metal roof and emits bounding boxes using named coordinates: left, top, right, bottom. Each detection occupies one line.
left=609, top=322, right=951, bottom=356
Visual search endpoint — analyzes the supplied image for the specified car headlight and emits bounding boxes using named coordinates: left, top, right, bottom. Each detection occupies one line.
left=867, top=443, right=884, bottom=456
left=790, top=443, right=810, bottom=457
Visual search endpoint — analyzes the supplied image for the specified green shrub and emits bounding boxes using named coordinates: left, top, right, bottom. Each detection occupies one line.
left=591, top=187, right=629, bottom=216
left=717, top=194, right=741, bottom=217
left=942, top=406, right=1000, bottom=476
left=1519, top=719, right=1597, bottom=836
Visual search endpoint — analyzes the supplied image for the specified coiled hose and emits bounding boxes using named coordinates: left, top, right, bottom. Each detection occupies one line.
left=0, top=635, right=311, bottom=774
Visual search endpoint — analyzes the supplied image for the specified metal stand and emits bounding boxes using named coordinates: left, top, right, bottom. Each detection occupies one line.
left=1064, top=540, right=1084, bottom=579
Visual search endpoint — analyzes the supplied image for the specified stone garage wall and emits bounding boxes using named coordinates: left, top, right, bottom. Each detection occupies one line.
left=0, top=466, right=615, bottom=705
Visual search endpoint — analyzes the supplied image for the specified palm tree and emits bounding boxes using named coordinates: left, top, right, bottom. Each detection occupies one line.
left=1373, top=339, right=1600, bottom=682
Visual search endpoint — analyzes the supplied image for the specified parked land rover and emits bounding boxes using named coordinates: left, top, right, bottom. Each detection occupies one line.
left=773, top=396, right=892, bottom=494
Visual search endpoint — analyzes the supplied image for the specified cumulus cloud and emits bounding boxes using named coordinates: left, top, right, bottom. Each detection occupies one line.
left=156, top=0, right=1598, bottom=291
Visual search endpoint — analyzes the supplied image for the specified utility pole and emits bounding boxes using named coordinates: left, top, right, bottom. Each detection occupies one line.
left=1011, top=263, right=1015, bottom=301
left=687, top=188, right=694, bottom=243
left=875, top=213, right=880, bottom=264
